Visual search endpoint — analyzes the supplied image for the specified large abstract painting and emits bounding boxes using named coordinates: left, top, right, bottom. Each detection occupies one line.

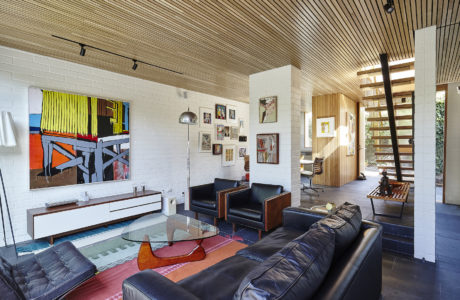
left=256, top=133, right=279, bottom=164
left=29, top=87, right=130, bottom=189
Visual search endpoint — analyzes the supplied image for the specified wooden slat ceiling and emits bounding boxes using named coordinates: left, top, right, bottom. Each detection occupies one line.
left=0, top=1, right=458, bottom=103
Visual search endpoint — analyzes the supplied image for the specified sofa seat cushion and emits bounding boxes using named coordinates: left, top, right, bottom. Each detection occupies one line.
left=228, top=202, right=262, bottom=221
left=13, top=241, right=96, bottom=300
left=251, top=183, right=283, bottom=204
left=191, top=198, right=216, bottom=209
left=178, top=255, right=259, bottom=300
left=0, top=256, right=24, bottom=299
left=335, top=202, right=362, bottom=231
left=234, top=224, right=335, bottom=300
left=236, top=227, right=304, bottom=262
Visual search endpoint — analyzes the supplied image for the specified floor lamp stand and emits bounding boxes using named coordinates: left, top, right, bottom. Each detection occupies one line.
left=0, top=169, right=17, bottom=259
left=185, top=124, right=191, bottom=210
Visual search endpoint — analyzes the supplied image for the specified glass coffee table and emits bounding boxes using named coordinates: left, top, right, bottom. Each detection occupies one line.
left=122, top=213, right=218, bottom=270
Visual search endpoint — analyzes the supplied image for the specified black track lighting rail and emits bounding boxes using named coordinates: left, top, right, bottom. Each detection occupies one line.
left=52, top=35, right=183, bottom=75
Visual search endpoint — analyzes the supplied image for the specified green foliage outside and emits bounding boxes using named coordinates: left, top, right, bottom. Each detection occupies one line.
left=435, top=94, right=445, bottom=177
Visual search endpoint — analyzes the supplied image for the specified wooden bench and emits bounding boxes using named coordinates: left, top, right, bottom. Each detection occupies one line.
left=367, top=181, right=410, bottom=218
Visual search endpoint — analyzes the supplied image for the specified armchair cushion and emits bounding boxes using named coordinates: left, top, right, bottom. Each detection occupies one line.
left=213, top=178, right=239, bottom=195
left=228, top=202, right=262, bottom=221
left=191, top=199, right=216, bottom=210
left=250, top=183, right=283, bottom=204
left=234, top=224, right=335, bottom=300
left=189, top=183, right=214, bottom=202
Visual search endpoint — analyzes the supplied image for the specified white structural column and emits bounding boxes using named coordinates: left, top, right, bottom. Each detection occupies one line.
left=414, top=26, right=436, bottom=262
left=249, top=65, right=301, bottom=206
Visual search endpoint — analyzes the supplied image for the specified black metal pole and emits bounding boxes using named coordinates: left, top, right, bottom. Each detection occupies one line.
left=380, top=53, right=402, bottom=182
left=0, top=169, right=17, bottom=258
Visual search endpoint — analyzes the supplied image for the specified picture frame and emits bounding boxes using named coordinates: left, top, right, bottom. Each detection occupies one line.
left=256, top=133, right=279, bottom=164
left=316, top=117, right=335, bottom=138
left=259, top=96, right=277, bottom=123
left=198, top=131, right=212, bottom=152
left=213, top=144, right=223, bottom=155
left=230, top=126, right=239, bottom=140
left=215, top=104, right=226, bottom=120
left=199, top=107, right=213, bottom=128
left=347, top=112, right=356, bottom=156
left=227, top=105, right=237, bottom=124
left=216, top=124, right=224, bottom=140
left=223, top=126, right=230, bottom=138
left=222, top=144, right=236, bottom=167
left=238, top=147, right=246, bottom=158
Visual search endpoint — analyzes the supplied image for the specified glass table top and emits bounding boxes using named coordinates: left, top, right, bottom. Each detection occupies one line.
left=121, top=213, right=219, bottom=243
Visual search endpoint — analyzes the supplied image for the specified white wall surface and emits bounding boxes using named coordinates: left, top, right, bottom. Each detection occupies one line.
left=249, top=65, right=301, bottom=206
left=444, top=82, right=460, bottom=205
left=0, top=45, right=249, bottom=244
left=414, top=26, right=436, bottom=262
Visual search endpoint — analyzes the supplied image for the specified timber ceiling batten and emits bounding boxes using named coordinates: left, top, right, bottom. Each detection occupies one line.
left=0, top=1, right=458, bottom=103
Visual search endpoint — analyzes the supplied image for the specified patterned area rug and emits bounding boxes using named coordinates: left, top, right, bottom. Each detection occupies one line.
left=67, top=235, right=246, bottom=300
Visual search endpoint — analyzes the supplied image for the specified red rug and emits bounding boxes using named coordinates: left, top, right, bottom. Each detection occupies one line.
left=67, top=235, right=246, bottom=300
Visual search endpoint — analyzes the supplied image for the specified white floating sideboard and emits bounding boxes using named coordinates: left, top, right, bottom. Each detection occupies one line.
left=27, top=190, right=162, bottom=244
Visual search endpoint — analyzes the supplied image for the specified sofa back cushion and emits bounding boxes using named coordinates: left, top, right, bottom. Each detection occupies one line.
left=214, top=178, right=239, bottom=195
left=250, top=183, right=283, bottom=204
left=335, top=202, right=362, bottom=231
left=234, top=224, right=335, bottom=300
left=0, top=256, right=24, bottom=299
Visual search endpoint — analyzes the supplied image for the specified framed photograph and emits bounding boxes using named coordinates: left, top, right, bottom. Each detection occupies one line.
left=215, top=104, right=226, bottom=120
left=257, top=133, right=279, bottom=164
left=230, top=126, right=239, bottom=140
left=199, top=107, right=213, bottom=128
left=239, top=135, right=247, bottom=142
left=316, top=117, right=335, bottom=138
left=347, top=112, right=356, bottom=156
left=216, top=124, right=224, bottom=140
left=222, top=144, right=236, bottom=167
left=224, top=126, right=230, bottom=138
left=259, top=96, right=277, bottom=123
left=227, top=105, right=237, bottom=124
left=199, top=132, right=212, bottom=152
left=213, top=144, right=223, bottom=155
left=239, top=147, right=246, bottom=158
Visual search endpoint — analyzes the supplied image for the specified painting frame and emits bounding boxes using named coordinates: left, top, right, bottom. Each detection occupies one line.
left=256, top=133, right=279, bottom=164
left=222, top=144, right=236, bottom=167
left=215, top=124, right=224, bottom=140
left=199, top=131, right=212, bottom=153
left=227, top=105, right=237, bottom=124
left=259, top=96, right=277, bottom=123
left=213, top=143, right=222, bottom=155
left=215, top=104, right=227, bottom=120
left=347, top=112, right=356, bottom=156
left=238, top=147, right=246, bottom=158
left=199, top=107, right=213, bottom=128
left=316, top=117, right=335, bottom=138
left=230, top=126, right=239, bottom=140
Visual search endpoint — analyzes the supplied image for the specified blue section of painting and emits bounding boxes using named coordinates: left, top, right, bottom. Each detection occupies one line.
left=123, top=102, right=129, bottom=131
left=29, top=114, right=41, bottom=133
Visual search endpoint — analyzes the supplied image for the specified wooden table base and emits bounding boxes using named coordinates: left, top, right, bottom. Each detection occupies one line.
left=137, top=240, right=206, bottom=271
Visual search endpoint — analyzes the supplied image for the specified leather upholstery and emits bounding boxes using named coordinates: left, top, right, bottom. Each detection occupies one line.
left=234, top=224, right=335, bottom=300
left=282, top=207, right=325, bottom=231
left=178, top=255, right=260, bottom=300
left=335, top=202, right=362, bottom=231
left=250, top=183, right=283, bottom=204
left=190, top=179, right=239, bottom=218
left=191, top=199, right=216, bottom=209
left=213, top=178, right=239, bottom=194
left=0, top=241, right=96, bottom=300
left=228, top=202, right=262, bottom=221
left=0, top=256, right=24, bottom=300
left=236, top=227, right=304, bottom=262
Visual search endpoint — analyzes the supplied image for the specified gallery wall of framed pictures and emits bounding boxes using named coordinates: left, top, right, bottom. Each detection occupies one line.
left=256, top=95, right=280, bottom=165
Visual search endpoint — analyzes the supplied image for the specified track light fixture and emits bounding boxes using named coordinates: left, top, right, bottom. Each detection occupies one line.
left=79, top=43, right=86, bottom=56
left=384, top=0, right=395, bottom=14
left=132, top=59, right=138, bottom=70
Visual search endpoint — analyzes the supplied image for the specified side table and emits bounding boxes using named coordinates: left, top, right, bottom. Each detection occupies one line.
left=367, top=181, right=410, bottom=218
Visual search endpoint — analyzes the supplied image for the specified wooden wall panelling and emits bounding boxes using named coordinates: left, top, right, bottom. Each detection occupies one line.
left=339, top=94, right=359, bottom=186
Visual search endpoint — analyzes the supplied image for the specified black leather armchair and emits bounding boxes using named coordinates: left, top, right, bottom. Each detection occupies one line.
left=189, top=178, right=243, bottom=225
left=226, top=183, right=291, bottom=239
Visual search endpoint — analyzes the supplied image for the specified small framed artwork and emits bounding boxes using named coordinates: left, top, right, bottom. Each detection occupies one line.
left=215, top=104, right=226, bottom=120
left=257, top=133, right=279, bottom=164
left=259, top=96, right=277, bottom=123
left=347, top=112, right=356, bottom=156
left=213, top=144, right=223, bottom=155
left=230, top=126, right=239, bottom=140
left=239, top=147, right=246, bottom=158
left=199, top=107, right=213, bottom=128
left=216, top=124, right=224, bottom=140
left=222, top=144, right=236, bottom=167
left=224, top=126, right=230, bottom=138
left=199, top=132, right=212, bottom=152
left=316, top=117, right=335, bottom=138
left=239, top=135, right=247, bottom=142
left=227, top=105, right=237, bottom=124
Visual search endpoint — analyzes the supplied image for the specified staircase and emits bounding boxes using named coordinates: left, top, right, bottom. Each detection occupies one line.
left=358, top=56, right=415, bottom=183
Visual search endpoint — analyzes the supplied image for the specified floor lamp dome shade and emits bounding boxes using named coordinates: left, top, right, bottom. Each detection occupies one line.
left=0, top=111, right=16, bottom=147
left=179, top=110, right=198, bottom=125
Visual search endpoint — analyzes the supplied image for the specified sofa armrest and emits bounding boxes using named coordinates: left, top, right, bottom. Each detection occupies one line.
left=189, top=183, right=214, bottom=201
left=282, top=207, right=327, bottom=232
left=225, top=188, right=251, bottom=220
left=123, top=270, right=199, bottom=300
left=217, top=185, right=247, bottom=218
left=264, top=192, right=291, bottom=231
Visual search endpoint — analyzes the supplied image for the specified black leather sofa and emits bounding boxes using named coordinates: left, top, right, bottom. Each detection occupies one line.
left=0, top=241, right=96, bottom=300
left=123, top=205, right=382, bottom=300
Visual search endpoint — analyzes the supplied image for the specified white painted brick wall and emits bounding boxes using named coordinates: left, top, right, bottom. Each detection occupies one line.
left=0, top=45, right=249, bottom=245
left=414, top=26, right=436, bottom=262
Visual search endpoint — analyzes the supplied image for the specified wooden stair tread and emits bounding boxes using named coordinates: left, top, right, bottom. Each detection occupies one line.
left=373, top=144, right=412, bottom=148
left=360, top=77, right=414, bottom=89
left=367, top=115, right=412, bottom=122
left=380, top=172, right=414, bottom=177
left=377, top=159, right=413, bottom=163
left=378, top=166, right=414, bottom=170
left=362, top=91, right=413, bottom=101
left=371, top=135, right=413, bottom=140
left=369, top=125, right=413, bottom=131
left=366, top=104, right=413, bottom=111
left=357, top=62, right=414, bottom=76
left=374, top=152, right=414, bottom=156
